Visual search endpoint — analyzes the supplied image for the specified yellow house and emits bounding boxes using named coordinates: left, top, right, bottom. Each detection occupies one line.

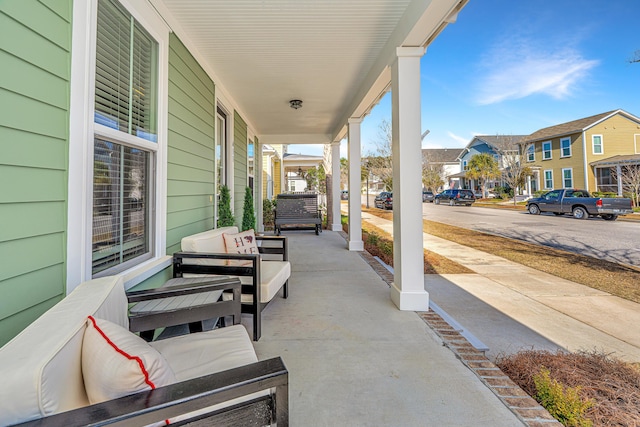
left=521, top=110, right=640, bottom=195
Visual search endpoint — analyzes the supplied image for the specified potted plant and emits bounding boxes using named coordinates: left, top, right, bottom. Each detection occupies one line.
left=241, top=186, right=256, bottom=231
left=217, top=185, right=234, bottom=227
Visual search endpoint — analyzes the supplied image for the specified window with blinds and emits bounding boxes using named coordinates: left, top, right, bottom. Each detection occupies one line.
left=92, top=0, right=158, bottom=275
left=92, top=139, right=150, bottom=274
left=95, top=0, right=157, bottom=142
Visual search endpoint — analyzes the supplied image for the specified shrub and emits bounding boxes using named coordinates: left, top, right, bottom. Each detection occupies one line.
left=241, top=186, right=256, bottom=231
left=263, top=199, right=275, bottom=230
left=217, top=185, right=234, bottom=227
left=533, top=368, right=593, bottom=427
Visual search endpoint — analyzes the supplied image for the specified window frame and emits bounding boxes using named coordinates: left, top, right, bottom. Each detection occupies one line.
left=526, top=144, right=535, bottom=162
left=562, top=168, right=573, bottom=189
left=544, top=170, right=554, bottom=189
left=592, top=134, right=603, bottom=155
left=68, top=0, right=169, bottom=292
left=560, top=137, right=571, bottom=158
left=542, top=141, right=552, bottom=160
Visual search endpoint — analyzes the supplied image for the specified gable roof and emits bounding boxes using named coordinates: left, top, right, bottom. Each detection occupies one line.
left=472, top=135, right=526, bottom=150
left=422, top=148, right=464, bottom=163
left=521, top=110, right=639, bottom=144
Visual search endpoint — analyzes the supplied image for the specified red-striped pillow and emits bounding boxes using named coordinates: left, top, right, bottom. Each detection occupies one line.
left=82, top=316, right=176, bottom=406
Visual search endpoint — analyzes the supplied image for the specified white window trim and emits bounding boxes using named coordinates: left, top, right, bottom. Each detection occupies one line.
left=544, top=169, right=553, bottom=189
left=592, top=134, right=604, bottom=155
left=560, top=137, right=572, bottom=158
left=526, top=144, right=535, bottom=162
left=542, top=141, right=552, bottom=160
left=68, top=0, right=170, bottom=293
left=562, top=168, right=573, bottom=189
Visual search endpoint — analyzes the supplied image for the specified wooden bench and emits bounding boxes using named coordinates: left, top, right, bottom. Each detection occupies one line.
left=274, top=193, right=322, bottom=235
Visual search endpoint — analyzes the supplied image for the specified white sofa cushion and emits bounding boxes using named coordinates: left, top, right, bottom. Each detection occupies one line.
left=150, top=324, right=257, bottom=381
left=238, top=260, right=290, bottom=303
left=82, top=316, right=176, bottom=404
left=0, top=276, right=128, bottom=426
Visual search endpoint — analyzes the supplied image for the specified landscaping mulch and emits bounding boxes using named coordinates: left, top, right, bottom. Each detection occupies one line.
left=496, top=350, right=640, bottom=427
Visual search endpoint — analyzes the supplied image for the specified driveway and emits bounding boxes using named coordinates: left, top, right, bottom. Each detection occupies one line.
left=422, top=203, right=640, bottom=268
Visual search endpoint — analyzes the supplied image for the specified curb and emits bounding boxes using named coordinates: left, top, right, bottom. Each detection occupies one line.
left=340, top=230, right=563, bottom=427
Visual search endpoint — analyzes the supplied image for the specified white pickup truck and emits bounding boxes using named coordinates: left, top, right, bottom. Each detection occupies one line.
left=526, top=189, right=633, bottom=221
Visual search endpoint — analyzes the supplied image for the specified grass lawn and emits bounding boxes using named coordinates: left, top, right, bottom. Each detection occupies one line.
left=363, top=208, right=640, bottom=304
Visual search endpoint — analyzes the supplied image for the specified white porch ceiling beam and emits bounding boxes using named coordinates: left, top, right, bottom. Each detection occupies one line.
left=332, top=0, right=468, bottom=141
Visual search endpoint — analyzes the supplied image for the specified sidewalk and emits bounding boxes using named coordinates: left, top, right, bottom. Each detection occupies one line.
left=360, top=211, right=640, bottom=363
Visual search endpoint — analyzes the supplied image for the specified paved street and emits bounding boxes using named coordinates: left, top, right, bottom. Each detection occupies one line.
left=421, top=202, right=640, bottom=268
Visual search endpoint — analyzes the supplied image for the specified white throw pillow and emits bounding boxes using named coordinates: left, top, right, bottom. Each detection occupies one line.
left=223, top=229, right=259, bottom=266
left=82, top=316, right=176, bottom=405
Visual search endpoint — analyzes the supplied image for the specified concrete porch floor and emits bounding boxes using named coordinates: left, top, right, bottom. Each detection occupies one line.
left=246, top=230, right=525, bottom=427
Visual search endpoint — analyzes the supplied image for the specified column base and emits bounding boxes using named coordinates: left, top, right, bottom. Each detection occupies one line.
left=348, top=240, right=364, bottom=251
left=390, top=283, right=429, bottom=311
left=331, top=223, right=343, bottom=231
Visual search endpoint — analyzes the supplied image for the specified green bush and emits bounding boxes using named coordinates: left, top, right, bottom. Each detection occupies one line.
left=534, top=368, right=593, bottom=427
left=217, top=185, right=234, bottom=227
left=263, top=199, right=275, bottom=230
left=241, top=186, right=256, bottom=231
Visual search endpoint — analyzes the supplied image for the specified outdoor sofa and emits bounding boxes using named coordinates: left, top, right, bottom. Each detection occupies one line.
left=0, top=275, right=288, bottom=426
left=174, top=226, right=291, bottom=341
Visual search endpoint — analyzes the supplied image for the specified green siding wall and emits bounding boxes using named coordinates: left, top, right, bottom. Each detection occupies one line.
left=233, top=112, right=248, bottom=226
left=166, top=33, right=216, bottom=255
left=0, top=0, right=72, bottom=346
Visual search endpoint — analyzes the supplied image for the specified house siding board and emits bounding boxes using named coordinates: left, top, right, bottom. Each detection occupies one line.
left=274, top=160, right=282, bottom=195
left=166, top=33, right=215, bottom=256
left=233, top=112, right=248, bottom=226
left=0, top=0, right=71, bottom=346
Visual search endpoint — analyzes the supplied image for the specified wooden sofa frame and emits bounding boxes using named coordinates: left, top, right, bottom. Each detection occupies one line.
left=173, top=235, right=289, bottom=341
left=274, top=193, right=322, bottom=235
left=8, top=278, right=288, bottom=426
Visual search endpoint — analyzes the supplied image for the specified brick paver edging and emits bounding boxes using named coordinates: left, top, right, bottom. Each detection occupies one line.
left=338, top=231, right=562, bottom=427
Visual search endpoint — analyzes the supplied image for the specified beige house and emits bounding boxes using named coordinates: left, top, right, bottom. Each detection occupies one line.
left=521, top=110, right=640, bottom=195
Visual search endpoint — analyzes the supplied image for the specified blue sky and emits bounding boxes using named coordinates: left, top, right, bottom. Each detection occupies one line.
left=288, top=0, right=639, bottom=158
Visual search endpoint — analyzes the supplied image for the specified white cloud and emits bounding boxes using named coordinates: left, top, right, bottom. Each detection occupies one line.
left=447, top=131, right=471, bottom=145
left=475, top=38, right=599, bottom=105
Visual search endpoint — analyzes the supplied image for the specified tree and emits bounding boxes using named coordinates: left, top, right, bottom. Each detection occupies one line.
left=613, top=164, right=640, bottom=207
left=340, top=157, right=348, bottom=190
left=629, top=50, right=640, bottom=64
left=217, top=185, right=234, bottom=227
left=421, top=151, right=445, bottom=192
left=241, top=186, right=256, bottom=231
left=466, top=153, right=500, bottom=198
left=491, top=135, right=533, bottom=205
left=365, top=119, right=393, bottom=190
left=317, top=164, right=327, bottom=194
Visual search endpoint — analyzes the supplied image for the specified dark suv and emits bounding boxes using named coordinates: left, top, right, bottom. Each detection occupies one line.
left=434, top=189, right=475, bottom=206
left=374, top=192, right=393, bottom=210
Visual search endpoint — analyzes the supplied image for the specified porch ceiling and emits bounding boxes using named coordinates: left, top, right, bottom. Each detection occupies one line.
left=154, top=0, right=467, bottom=144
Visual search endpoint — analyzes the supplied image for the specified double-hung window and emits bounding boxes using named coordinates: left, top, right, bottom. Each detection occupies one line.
left=562, top=168, right=573, bottom=188
left=592, top=135, right=603, bottom=155
left=544, top=170, right=553, bottom=189
left=92, top=0, right=159, bottom=276
left=560, top=138, right=571, bottom=158
left=526, top=144, right=535, bottom=162
left=542, top=141, right=552, bottom=160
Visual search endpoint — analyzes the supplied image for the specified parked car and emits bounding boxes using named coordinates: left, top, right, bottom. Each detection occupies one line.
left=341, top=190, right=348, bottom=200
left=374, top=191, right=393, bottom=209
left=422, top=191, right=434, bottom=203
left=434, top=189, right=475, bottom=206
left=526, top=189, right=632, bottom=221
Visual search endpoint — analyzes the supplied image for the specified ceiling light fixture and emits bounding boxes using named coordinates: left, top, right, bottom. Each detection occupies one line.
left=289, top=99, right=303, bottom=109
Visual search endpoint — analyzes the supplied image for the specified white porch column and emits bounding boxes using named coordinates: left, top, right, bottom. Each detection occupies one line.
left=331, top=141, right=343, bottom=231
left=390, top=47, right=429, bottom=311
left=348, top=118, right=364, bottom=251
left=256, top=140, right=264, bottom=232
left=617, top=165, right=623, bottom=196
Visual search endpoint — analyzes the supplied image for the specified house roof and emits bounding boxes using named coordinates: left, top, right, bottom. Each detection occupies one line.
left=422, top=148, right=463, bottom=163
left=521, top=110, right=634, bottom=144
left=473, top=135, right=526, bottom=149
left=590, top=154, right=640, bottom=167
left=155, top=0, right=469, bottom=144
